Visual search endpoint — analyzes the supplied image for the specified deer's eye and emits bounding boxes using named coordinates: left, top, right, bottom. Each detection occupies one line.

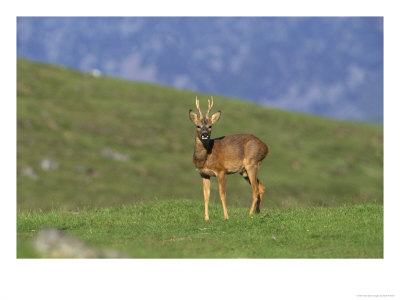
left=208, top=126, right=212, bottom=129
left=197, top=126, right=201, bottom=129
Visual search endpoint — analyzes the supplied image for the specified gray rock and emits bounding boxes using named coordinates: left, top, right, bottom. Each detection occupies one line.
left=40, top=158, right=59, bottom=171
left=33, top=228, right=130, bottom=258
left=100, top=147, right=130, bottom=161
left=20, top=166, right=39, bottom=180
left=34, top=228, right=99, bottom=258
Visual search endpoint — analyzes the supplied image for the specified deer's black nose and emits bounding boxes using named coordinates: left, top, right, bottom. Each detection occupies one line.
left=201, top=133, right=209, bottom=140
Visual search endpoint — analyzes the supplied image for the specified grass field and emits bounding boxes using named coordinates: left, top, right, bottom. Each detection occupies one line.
left=16, top=59, right=383, bottom=258
left=17, top=200, right=383, bottom=258
left=17, top=59, right=383, bottom=211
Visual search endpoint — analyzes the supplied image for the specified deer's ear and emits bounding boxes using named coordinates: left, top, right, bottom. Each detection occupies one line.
left=210, top=111, right=221, bottom=124
left=189, top=109, right=198, bottom=123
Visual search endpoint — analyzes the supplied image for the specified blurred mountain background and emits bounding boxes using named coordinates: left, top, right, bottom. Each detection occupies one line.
left=17, top=17, right=383, bottom=123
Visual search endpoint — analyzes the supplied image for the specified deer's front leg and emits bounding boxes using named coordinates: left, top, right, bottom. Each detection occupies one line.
left=202, top=176, right=211, bottom=220
left=217, top=172, right=229, bottom=220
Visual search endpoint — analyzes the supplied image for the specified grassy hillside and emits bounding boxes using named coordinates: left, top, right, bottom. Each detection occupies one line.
left=17, top=59, right=383, bottom=212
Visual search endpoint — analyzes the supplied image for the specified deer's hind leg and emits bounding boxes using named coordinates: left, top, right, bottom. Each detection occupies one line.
left=240, top=168, right=265, bottom=214
left=256, top=180, right=266, bottom=213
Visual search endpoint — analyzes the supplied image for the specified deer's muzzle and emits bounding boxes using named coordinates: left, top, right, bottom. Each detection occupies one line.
left=201, top=132, right=210, bottom=140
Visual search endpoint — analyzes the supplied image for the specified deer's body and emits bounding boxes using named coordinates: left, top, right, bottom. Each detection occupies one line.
left=193, top=134, right=267, bottom=177
left=189, top=97, right=268, bottom=220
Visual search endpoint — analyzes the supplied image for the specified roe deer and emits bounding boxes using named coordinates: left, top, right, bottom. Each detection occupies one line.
left=189, top=96, right=268, bottom=220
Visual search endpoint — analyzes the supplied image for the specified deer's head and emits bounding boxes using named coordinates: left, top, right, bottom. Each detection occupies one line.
left=189, top=96, right=221, bottom=142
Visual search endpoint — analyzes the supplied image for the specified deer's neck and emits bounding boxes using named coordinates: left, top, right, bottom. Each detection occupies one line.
left=193, top=136, right=212, bottom=168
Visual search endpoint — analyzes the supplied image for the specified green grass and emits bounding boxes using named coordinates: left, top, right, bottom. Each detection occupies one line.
left=17, top=59, right=383, bottom=212
left=17, top=200, right=383, bottom=258
left=17, top=59, right=383, bottom=258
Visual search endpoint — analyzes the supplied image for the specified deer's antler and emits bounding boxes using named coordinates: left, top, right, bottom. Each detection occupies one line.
left=195, top=96, right=203, bottom=119
left=206, top=96, right=214, bottom=119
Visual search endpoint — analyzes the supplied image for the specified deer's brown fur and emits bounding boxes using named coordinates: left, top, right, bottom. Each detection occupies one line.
left=189, top=97, right=268, bottom=220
